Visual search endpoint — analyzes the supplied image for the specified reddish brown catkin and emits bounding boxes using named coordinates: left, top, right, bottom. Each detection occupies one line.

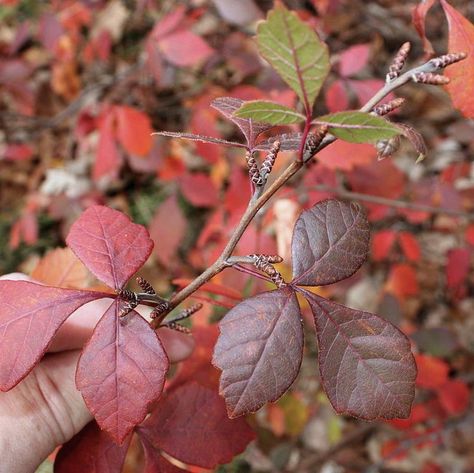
left=166, top=322, right=191, bottom=334
left=303, top=125, right=329, bottom=161
left=429, top=52, right=466, bottom=69
left=260, top=140, right=280, bottom=180
left=251, top=254, right=286, bottom=287
left=150, top=301, right=170, bottom=319
left=376, top=136, right=400, bottom=160
left=245, top=150, right=263, bottom=186
left=412, top=72, right=450, bottom=85
left=136, top=276, right=155, bottom=295
left=386, top=42, right=411, bottom=82
left=372, top=97, right=406, bottom=116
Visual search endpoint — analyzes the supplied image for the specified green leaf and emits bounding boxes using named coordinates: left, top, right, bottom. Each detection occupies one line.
left=234, top=101, right=306, bottom=125
left=257, top=3, right=329, bottom=112
left=313, top=111, right=400, bottom=143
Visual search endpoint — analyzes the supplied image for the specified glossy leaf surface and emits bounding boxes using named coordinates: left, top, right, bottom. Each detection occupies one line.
left=234, top=100, right=305, bottom=125
left=54, top=421, right=131, bottom=473
left=292, top=199, right=370, bottom=286
left=0, top=281, right=106, bottom=391
left=66, top=205, right=154, bottom=290
left=76, top=300, right=169, bottom=443
left=213, top=287, right=304, bottom=417
left=256, top=3, right=329, bottom=110
left=140, top=382, right=256, bottom=468
left=314, top=111, right=400, bottom=143
left=304, top=290, right=416, bottom=419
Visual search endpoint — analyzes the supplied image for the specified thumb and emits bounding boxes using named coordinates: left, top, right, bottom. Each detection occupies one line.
left=0, top=351, right=91, bottom=473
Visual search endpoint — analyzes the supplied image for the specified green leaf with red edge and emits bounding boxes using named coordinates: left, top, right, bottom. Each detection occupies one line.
left=313, top=111, right=400, bottom=143
left=212, top=287, right=304, bottom=418
left=66, top=205, right=154, bottom=290
left=291, top=199, right=370, bottom=286
left=114, top=105, right=153, bottom=156
left=76, top=300, right=169, bottom=444
left=256, top=2, right=329, bottom=111
left=0, top=281, right=108, bottom=392
left=441, top=0, right=474, bottom=118
left=54, top=421, right=131, bottom=473
left=234, top=100, right=305, bottom=125
left=138, top=382, right=255, bottom=468
left=302, top=289, right=416, bottom=420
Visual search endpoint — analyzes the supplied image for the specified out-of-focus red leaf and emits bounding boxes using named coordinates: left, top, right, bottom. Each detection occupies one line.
left=139, top=382, right=255, bottom=468
left=151, top=6, right=186, bottom=40
left=338, top=44, right=370, bottom=77
left=304, top=290, right=416, bottom=419
left=399, top=232, right=421, bottom=262
left=415, top=353, right=449, bottom=389
left=441, top=0, right=474, bottom=118
left=386, top=263, right=419, bottom=298
left=349, top=79, right=393, bottom=106
left=387, top=403, right=429, bottom=430
left=421, top=462, right=444, bottom=473
left=316, top=140, right=377, bottom=170
left=224, top=167, right=251, bottom=215
left=179, top=173, right=218, bottom=207
left=141, top=437, right=188, bottom=473
left=412, top=0, right=436, bottom=57
left=149, top=195, right=187, bottom=267
left=325, top=79, right=350, bottom=112
left=38, top=12, right=63, bottom=52
left=76, top=300, right=168, bottom=444
left=115, top=105, right=153, bottom=156
left=466, top=224, right=474, bottom=246
left=54, top=421, right=131, bottom=473
left=446, top=247, right=470, bottom=290
left=213, top=288, right=304, bottom=417
left=9, top=210, right=38, bottom=248
left=0, top=281, right=106, bottom=391
left=94, top=110, right=121, bottom=181
left=437, top=379, right=470, bottom=415
left=172, top=279, right=242, bottom=301
left=3, top=143, right=34, bottom=161
left=159, top=30, right=214, bottom=67
left=372, top=230, right=397, bottom=261
left=67, top=205, right=154, bottom=290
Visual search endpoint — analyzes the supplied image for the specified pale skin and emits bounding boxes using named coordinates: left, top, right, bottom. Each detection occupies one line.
left=0, top=274, right=194, bottom=473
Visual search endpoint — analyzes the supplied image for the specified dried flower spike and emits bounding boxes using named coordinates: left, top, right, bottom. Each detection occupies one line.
left=165, top=322, right=191, bottom=334
left=430, top=52, right=467, bottom=69
left=376, top=136, right=400, bottom=160
left=150, top=301, right=170, bottom=319
left=412, top=72, right=450, bottom=85
left=251, top=254, right=286, bottom=288
left=386, top=42, right=411, bottom=82
left=260, top=140, right=280, bottom=181
left=245, top=150, right=263, bottom=186
left=137, top=276, right=156, bottom=295
left=303, top=125, right=329, bottom=162
left=372, top=97, right=406, bottom=116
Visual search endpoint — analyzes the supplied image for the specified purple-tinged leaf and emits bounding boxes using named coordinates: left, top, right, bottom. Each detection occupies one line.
left=253, top=132, right=303, bottom=152
left=212, top=287, right=303, bottom=418
left=141, top=437, right=188, bottom=473
left=292, top=199, right=370, bottom=286
left=76, top=300, right=169, bottom=444
left=396, top=123, right=427, bottom=162
left=66, top=205, right=154, bottom=290
left=211, top=96, right=272, bottom=147
left=54, top=421, right=131, bottom=473
left=139, top=382, right=255, bottom=468
left=0, top=281, right=108, bottom=391
left=303, top=289, right=416, bottom=419
left=154, top=131, right=246, bottom=148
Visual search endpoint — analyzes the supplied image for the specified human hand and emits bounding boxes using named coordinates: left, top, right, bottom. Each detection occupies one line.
left=0, top=274, right=194, bottom=473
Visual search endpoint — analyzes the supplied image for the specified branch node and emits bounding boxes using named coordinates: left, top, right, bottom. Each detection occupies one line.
left=386, top=42, right=411, bottom=82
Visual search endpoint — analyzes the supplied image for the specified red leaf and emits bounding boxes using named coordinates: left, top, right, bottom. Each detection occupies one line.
left=76, top=300, right=168, bottom=443
left=149, top=195, right=187, bottom=267
left=304, top=290, right=416, bottom=419
left=412, top=0, right=436, bottom=56
left=292, top=200, right=370, bottom=286
left=371, top=230, right=397, bottom=261
left=415, top=354, right=449, bottom=389
left=213, top=288, right=304, bottom=417
left=466, top=224, right=474, bottom=246
left=159, top=30, right=214, bottom=67
left=325, top=80, right=350, bottom=113
left=446, top=247, right=470, bottom=290
left=0, top=281, right=106, bottom=391
left=141, top=437, right=187, bottom=473
left=179, top=173, right=218, bottom=207
left=317, top=140, right=377, bottom=170
left=139, top=382, right=256, bottom=468
left=67, top=205, right=154, bottom=290
left=94, top=111, right=121, bottom=181
left=387, top=403, right=429, bottom=430
left=441, top=0, right=474, bottom=118
left=437, top=379, right=470, bottom=415
left=3, top=143, right=34, bottom=161
left=386, top=263, right=419, bottom=298
left=54, top=421, right=131, bottom=473
left=338, top=44, right=370, bottom=77
left=115, top=105, right=153, bottom=156
left=399, top=232, right=421, bottom=262
left=151, top=6, right=186, bottom=40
